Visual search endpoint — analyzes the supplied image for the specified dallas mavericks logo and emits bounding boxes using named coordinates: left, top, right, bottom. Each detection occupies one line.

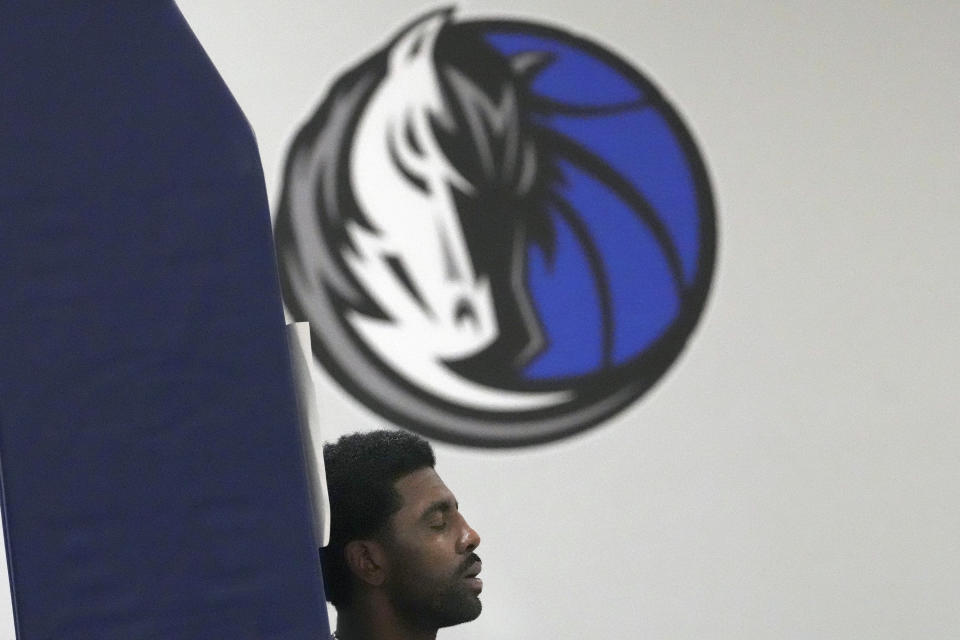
left=275, top=10, right=716, bottom=446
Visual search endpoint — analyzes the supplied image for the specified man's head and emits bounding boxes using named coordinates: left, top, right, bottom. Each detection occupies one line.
left=322, top=430, right=482, bottom=630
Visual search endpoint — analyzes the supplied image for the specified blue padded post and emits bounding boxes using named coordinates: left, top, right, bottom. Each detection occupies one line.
left=0, top=2, right=329, bottom=637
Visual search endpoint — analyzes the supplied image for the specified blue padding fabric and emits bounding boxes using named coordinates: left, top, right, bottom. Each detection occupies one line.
left=0, top=3, right=329, bottom=637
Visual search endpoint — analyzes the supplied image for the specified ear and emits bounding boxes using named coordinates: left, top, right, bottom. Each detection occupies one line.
left=344, top=540, right=389, bottom=587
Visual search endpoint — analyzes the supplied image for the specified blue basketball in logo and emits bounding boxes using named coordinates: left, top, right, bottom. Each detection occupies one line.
left=480, top=27, right=710, bottom=382
left=275, top=11, right=716, bottom=446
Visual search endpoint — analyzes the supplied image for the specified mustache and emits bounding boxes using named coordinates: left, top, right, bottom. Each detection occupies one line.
left=458, top=552, right=481, bottom=576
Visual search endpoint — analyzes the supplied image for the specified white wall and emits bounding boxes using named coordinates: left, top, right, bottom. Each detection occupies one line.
left=3, top=2, right=957, bottom=638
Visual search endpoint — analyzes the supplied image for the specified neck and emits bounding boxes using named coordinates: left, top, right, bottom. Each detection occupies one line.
left=335, top=596, right=437, bottom=640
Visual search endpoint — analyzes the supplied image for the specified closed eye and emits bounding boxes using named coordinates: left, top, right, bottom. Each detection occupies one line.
left=421, top=498, right=458, bottom=530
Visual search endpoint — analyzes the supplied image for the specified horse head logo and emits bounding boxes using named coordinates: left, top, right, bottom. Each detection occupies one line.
left=275, top=10, right=715, bottom=446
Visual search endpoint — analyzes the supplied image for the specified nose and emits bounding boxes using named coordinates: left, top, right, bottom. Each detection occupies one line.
left=457, top=516, right=481, bottom=554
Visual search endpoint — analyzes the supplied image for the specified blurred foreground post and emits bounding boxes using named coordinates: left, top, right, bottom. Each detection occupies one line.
left=0, top=2, right=329, bottom=637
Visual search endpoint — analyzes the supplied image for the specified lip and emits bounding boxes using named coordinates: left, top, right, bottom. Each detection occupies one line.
left=463, top=576, right=483, bottom=593
left=463, top=559, right=482, bottom=579
left=462, top=560, right=482, bottom=592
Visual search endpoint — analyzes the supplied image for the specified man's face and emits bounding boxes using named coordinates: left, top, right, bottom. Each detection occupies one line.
left=382, top=467, right=482, bottom=629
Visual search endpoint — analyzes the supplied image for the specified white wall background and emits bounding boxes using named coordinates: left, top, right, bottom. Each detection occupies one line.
left=3, top=1, right=957, bottom=638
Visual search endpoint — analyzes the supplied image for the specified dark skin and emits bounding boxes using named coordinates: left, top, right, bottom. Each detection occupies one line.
left=336, top=468, right=482, bottom=640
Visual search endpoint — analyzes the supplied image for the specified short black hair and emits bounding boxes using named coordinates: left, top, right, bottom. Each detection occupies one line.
left=321, top=429, right=436, bottom=608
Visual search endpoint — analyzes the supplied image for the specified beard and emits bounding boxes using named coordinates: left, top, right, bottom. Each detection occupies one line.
left=387, top=552, right=483, bottom=630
